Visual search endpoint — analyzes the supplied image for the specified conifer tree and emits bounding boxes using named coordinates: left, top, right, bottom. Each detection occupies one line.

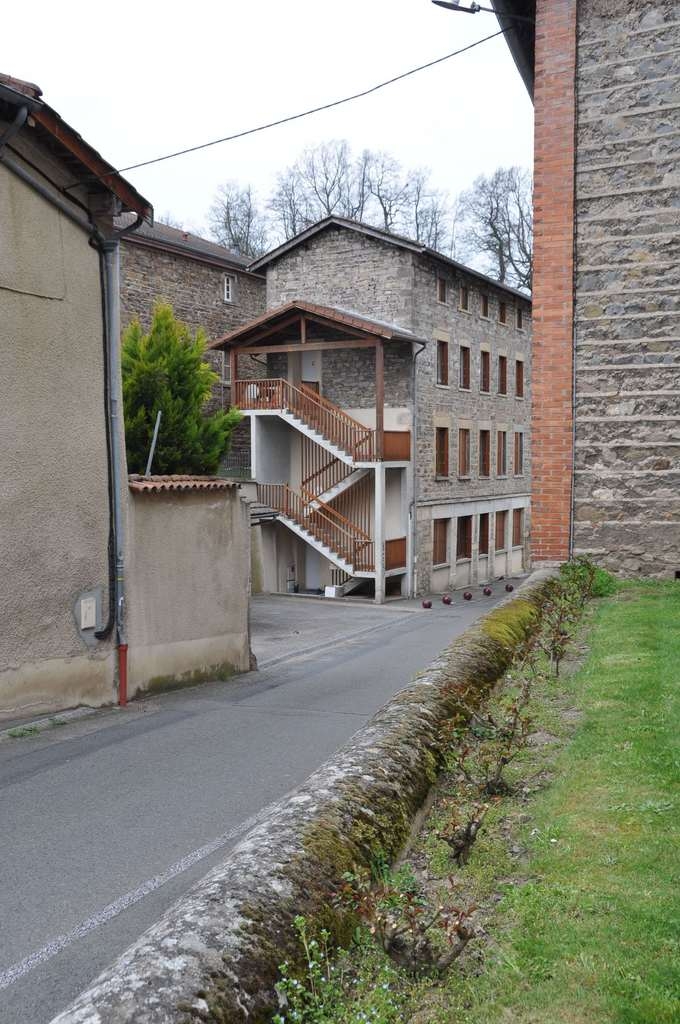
left=122, top=303, right=241, bottom=475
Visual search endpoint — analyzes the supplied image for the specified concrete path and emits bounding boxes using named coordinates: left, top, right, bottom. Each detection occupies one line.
left=0, top=585, right=519, bottom=1024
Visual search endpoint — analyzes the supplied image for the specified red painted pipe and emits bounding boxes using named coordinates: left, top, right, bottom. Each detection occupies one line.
left=118, top=643, right=128, bottom=707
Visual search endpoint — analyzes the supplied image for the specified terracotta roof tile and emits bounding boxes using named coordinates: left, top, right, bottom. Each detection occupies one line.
left=128, top=475, right=236, bottom=494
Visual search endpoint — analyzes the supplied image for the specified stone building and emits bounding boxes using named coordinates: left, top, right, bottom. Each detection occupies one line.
left=212, top=218, right=532, bottom=600
left=496, top=0, right=680, bottom=577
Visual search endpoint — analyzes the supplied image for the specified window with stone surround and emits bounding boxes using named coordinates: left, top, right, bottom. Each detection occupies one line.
left=479, top=429, right=490, bottom=476
left=479, top=512, right=490, bottom=555
left=480, top=350, right=490, bottom=392
left=223, top=274, right=236, bottom=303
left=437, top=276, right=447, bottom=303
left=436, top=340, right=449, bottom=386
left=435, top=427, right=449, bottom=477
left=459, top=346, right=471, bottom=390
left=481, top=294, right=489, bottom=319
left=516, top=306, right=524, bottom=330
left=498, top=355, right=508, bottom=395
left=497, top=430, right=507, bottom=476
left=514, top=431, right=524, bottom=475
left=515, top=358, right=525, bottom=398
left=458, top=428, right=471, bottom=478
left=459, top=283, right=470, bottom=312
left=495, top=510, right=508, bottom=551
left=433, top=518, right=449, bottom=566
left=456, top=515, right=472, bottom=560
left=512, top=508, right=524, bottom=547
left=498, top=300, right=508, bottom=325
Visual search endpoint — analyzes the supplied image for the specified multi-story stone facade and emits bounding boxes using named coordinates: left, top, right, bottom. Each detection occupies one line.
left=249, top=218, right=532, bottom=595
left=499, top=0, right=680, bottom=578
left=119, top=220, right=267, bottom=467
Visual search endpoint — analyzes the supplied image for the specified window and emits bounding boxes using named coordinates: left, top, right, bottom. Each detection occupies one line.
left=481, top=294, right=489, bottom=319
left=479, top=429, right=491, bottom=477
left=459, top=346, right=471, bottom=389
left=495, top=510, right=508, bottom=551
left=479, top=513, right=490, bottom=555
left=436, top=340, right=449, bottom=385
left=456, top=515, right=472, bottom=560
left=224, top=274, right=236, bottom=303
left=516, top=306, right=524, bottom=330
left=437, top=276, right=447, bottom=303
left=514, top=431, right=524, bottom=475
left=480, top=350, right=491, bottom=392
left=435, top=427, right=449, bottom=477
left=433, top=518, right=449, bottom=565
left=498, top=300, right=507, bottom=325
left=498, top=355, right=508, bottom=395
left=497, top=430, right=507, bottom=476
left=515, top=359, right=525, bottom=398
left=459, top=283, right=469, bottom=311
left=512, top=508, right=524, bottom=547
left=458, top=428, right=471, bottom=477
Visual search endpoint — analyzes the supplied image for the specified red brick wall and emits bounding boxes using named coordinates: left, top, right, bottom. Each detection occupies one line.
left=531, top=0, right=577, bottom=563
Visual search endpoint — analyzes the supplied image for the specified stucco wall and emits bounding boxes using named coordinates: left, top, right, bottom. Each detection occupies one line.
left=125, top=486, right=250, bottom=695
left=573, top=0, right=680, bottom=576
left=0, top=161, right=115, bottom=717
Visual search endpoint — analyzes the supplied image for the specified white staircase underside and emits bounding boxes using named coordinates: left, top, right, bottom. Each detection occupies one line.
left=310, top=468, right=370, bottom=507
left=249, top=409, right=376, bottom=468
left=275, top=512, right=374, bottom=579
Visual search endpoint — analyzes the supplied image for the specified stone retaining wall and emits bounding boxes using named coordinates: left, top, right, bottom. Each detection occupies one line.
left=51, top=573, right=554, bottom=1024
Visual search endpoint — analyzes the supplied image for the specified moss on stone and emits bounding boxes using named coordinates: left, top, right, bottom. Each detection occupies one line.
left=143, top=661, right=236, bottom=696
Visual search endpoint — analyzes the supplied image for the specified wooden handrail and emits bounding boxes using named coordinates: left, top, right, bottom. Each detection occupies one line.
left=258, top=482, right=374, bottom=572
left=235, top=379, right=375, bottom=461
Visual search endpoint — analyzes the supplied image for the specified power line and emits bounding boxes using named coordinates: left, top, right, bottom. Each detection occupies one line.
left=74, top=27, right=509, bottom=187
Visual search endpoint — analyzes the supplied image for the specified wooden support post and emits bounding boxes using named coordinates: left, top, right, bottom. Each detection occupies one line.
left=375, top=339, right=384, bottom=461
left=300, top=316, right=307, bottom=344
left=229, top=348, right=238, bottom=405
left=374, top=463, right=386, bottom=604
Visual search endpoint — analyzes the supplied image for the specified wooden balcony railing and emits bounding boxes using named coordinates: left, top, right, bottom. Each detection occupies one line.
left=234, top=379, right=410, bottom=463
left=257, top=482, right=375, bottom=572
left=301, top=435, right=355, bottom=497
left=385, top=536, right=407, bottom=571
left=235, top=378, right=375, bottom=460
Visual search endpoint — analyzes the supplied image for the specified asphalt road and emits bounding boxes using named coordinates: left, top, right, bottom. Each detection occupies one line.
left=0, top=587, right=516, bottom=1024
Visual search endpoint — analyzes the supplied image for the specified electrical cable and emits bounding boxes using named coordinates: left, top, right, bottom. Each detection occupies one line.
left=68, top=27, right=510, bottom=188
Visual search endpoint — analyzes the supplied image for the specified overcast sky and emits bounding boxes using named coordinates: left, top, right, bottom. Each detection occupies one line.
left=6, top=0, right=533, bottom=235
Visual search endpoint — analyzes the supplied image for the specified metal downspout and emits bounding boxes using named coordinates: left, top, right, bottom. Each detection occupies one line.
left=410, top=341, right=427, bottom=598
left=101, top=239, right=128, bottom=705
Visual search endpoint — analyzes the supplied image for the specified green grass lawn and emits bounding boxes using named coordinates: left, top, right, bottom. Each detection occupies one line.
left=439, top=582, right=680, bottom=1024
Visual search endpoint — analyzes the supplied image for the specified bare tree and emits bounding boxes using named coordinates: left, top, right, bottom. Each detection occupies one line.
left=405, top=168, right=451, bottom=251
left=157, top=211, right=184, bottom=229
left=208, top=182, right=269, bottom=259
left=457, top=167, right=533, bottom=290
left=365, top=151, right=412, bottom=233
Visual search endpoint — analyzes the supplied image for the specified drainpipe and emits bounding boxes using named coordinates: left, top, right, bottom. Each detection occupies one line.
left=409, top=341, right=427, bottom=598
left=1, top=112, right=144, bottom=707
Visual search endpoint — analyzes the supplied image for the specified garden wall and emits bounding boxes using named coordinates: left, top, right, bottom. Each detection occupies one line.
left=51, top=571, right=555, bottom=1024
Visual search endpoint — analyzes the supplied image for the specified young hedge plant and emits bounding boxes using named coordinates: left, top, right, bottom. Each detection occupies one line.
left=122, top=303, right=241, bottom=475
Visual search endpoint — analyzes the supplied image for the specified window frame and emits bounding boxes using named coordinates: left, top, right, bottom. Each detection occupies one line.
left=480, top=349, right=491, bottom=393
left=516, top=306, right=524, bottom=331
left=479, top=429, right=490, bottom=477
left=435, top=427, right=450, bottom=478
left=512, top=508, right=524, bottom=547
left=459, top=283, right=470, bottom=312
left=478, top=512, right=490, bottom=556
left=436, top=340, right=449, bottom=386
left=497, top=430, right=508, bottom=477
left=495, top=509, right=508, bottom=552
left=459, top=345, right=471, bottom=390
left=458, top=427, right=471, bottom=478
left=515, top=358, right=525, bottom=398
left=480, top=293, right=489, bottom=319
left=456, top=515, right=473, bottom=561
left=437, top=276, right=447, bottom=304
left=433, top=518, right=450, bottom=567
left=514, top=431, right=524, bottom=476
left=223, top=274, right=236, bottom=303
left=498, top=354, right=508, bottom=395
left=498, top=300, right=508, bottom=325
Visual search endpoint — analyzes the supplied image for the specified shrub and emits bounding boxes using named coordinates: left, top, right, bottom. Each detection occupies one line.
left=122, top=303, right=242, bottom=475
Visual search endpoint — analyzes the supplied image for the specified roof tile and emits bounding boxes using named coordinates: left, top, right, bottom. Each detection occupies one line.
left=128, top=475, right=236, bottom=494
